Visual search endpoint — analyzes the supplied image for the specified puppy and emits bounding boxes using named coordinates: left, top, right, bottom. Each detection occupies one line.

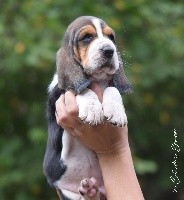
left=43, top=16, right=132, bottom=200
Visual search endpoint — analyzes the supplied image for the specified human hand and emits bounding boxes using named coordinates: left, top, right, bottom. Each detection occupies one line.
left=55, top=83, right=129, bottom=157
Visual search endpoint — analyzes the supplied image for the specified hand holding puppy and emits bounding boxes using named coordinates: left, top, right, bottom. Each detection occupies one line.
left=55, top=82, right=129, bottom=157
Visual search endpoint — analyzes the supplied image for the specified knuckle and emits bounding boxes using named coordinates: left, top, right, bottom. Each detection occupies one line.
left=57, top=113, right=68, bottom=124
left=67, top=106, right=78, bottom=116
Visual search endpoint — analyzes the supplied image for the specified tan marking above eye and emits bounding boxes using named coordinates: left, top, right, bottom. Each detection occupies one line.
left=78, top=25, right=97, bottom=41
left=103, top=26, right=115, bottom=39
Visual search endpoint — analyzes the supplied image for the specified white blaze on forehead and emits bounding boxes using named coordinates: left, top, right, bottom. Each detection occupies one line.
left=92, top=18, right=103, bottom=38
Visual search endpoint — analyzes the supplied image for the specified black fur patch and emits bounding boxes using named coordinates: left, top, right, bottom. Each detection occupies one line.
left=43, top=85, right=67, bottom=186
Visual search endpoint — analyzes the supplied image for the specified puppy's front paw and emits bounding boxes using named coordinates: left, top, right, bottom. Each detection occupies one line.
left=103, top=87, right=127, bottom=127
left=76, top=89, right=103, bottom=125
left=103, top=100, right=127, bottom=127
left=78, top=177, right=99, bottom=198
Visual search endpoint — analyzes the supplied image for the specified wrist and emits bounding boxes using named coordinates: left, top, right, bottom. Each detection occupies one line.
left=97, top=145, right=144, bottom=199
left=96, top=142, right=130, bottom=160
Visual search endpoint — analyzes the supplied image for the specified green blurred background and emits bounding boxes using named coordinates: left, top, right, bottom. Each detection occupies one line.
left=0, top=0, right=183, bottom=199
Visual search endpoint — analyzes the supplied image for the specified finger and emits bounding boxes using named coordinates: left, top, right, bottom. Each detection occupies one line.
left=55, top=94, right=69, bottom=125
left=57, top=121, right=77, bottom=137
left=89, top=82, right=103, bottom=102
left=65, top=91, right=79, bottom=119
left=56, top=92, right=81, bottom=127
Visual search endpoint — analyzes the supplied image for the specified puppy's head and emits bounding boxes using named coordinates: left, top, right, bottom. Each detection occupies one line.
left=57, top=16, right=132, bottom=94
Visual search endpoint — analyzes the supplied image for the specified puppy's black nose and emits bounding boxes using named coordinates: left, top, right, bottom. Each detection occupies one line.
left=101, top=46, right=114, bottom=58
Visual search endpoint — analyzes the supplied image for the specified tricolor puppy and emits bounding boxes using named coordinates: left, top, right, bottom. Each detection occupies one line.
left=43, top=16, right=132, bottom=200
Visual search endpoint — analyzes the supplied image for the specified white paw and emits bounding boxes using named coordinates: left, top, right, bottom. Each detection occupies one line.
left=76, top=89, right=103, bottom=125
left=102, top=87, right=127, bottom=127
left=103, top=100, right=127, bottom=127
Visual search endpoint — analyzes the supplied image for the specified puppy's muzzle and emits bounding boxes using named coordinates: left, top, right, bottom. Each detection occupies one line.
left=101, top=45, right=114, bottom=59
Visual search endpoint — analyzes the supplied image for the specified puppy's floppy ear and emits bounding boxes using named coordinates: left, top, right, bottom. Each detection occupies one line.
left=56, top=47, right=91, bottom=94
left=111, top=56, right=133, bottom=95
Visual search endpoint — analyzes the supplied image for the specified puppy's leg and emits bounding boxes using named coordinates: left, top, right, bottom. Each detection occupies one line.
left=78, top=177, right=101, bottom=200
left=76, top=89, right=103, bottom=125
left=102, top=87, right=127, bottom=127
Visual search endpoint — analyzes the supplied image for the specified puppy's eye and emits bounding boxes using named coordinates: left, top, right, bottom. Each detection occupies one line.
left=107, top=34, right=115, bottom=42
left=80, top=34, right=94, bottom=43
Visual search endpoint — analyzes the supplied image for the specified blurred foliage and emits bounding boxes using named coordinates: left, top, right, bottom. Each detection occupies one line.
left=0, top=0, right=183, bottom=199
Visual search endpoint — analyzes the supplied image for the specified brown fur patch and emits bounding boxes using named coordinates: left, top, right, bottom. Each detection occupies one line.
left=103, top=26, right=115, bottom=38
left=76, top=25, right=97, bottom=67
left=78, top=25, right=97, bottom=41
left=73, top=45, right=80, bottom=62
